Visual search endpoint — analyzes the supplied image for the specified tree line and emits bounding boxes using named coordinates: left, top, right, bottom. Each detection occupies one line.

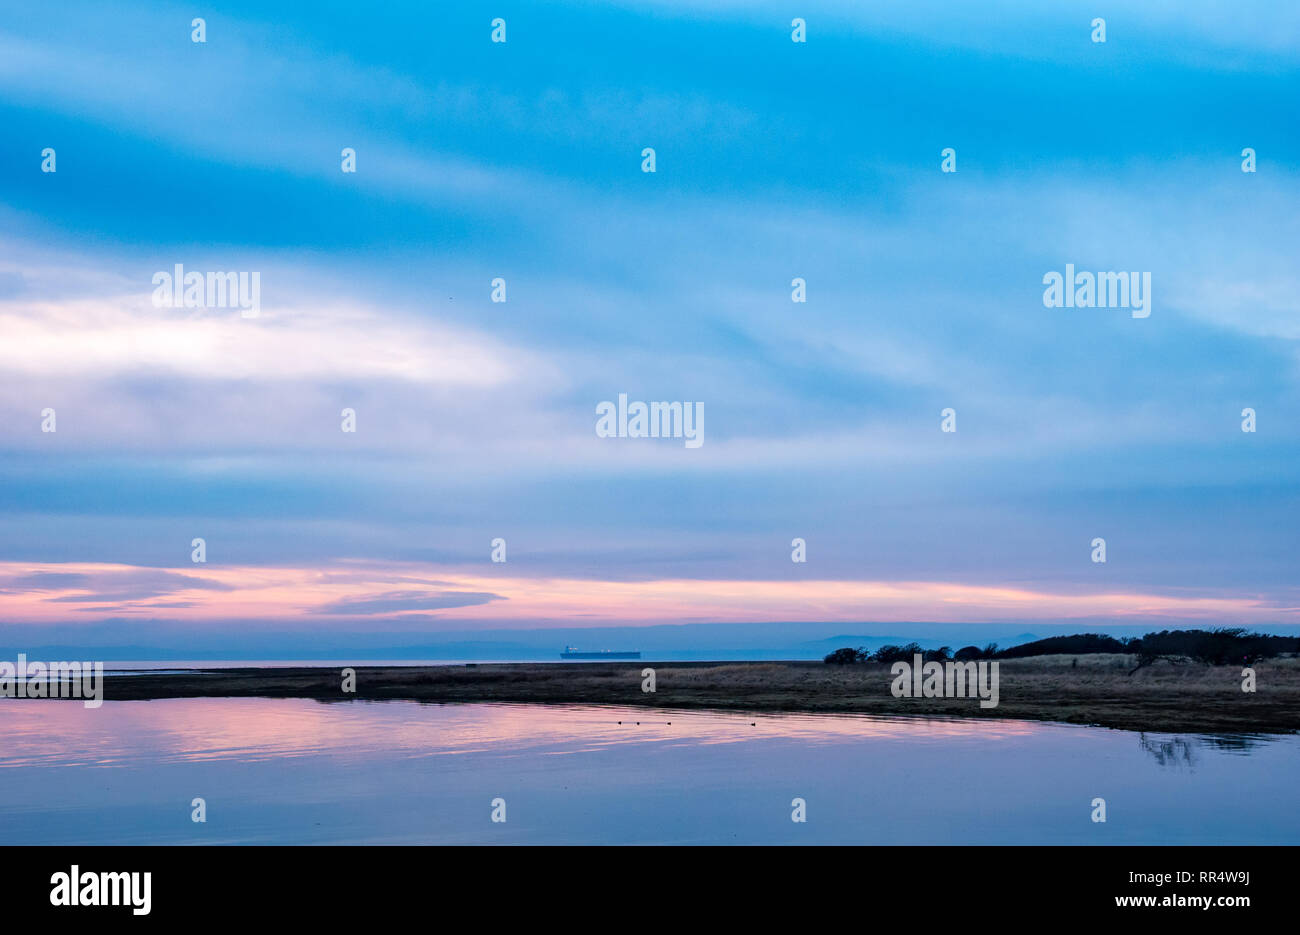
left=823, top=628, right=1299, bottom=668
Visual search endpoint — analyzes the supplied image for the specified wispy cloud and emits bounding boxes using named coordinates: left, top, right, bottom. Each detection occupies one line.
left=0, top=561, right=1294, bottom=628
left=313, top=590, right=504, bottom=615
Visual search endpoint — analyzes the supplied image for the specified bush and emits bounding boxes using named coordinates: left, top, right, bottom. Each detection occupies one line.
left=872, top=643, right=953, bottom=664
left=997, top=633, right=1127, bottom=658
left=872, top=643, right=922, bottom=664
left=1132, top=628, right=1292, bottom=667
left=823, top=647, right=868, bottom=665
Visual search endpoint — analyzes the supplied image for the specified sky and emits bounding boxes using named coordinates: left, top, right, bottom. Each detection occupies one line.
left=0, top=1, right=1297, bottom=658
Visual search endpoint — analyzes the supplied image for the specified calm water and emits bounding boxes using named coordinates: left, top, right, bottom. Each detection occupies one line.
left=0, top=698, right=1295, bottom=844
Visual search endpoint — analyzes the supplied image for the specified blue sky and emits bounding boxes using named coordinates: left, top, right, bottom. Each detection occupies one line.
left=0, top=1, right=1297, bottom=654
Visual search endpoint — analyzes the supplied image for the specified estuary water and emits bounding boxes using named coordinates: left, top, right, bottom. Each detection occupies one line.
left=0, top=698, right=1295, bottom=844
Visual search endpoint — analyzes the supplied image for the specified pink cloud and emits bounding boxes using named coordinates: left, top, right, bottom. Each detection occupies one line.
left=0, top=561, right=1294, bottom=628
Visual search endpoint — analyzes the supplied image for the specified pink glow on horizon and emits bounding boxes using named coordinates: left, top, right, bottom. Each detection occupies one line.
left=0, top=560, right=1293, bottom=627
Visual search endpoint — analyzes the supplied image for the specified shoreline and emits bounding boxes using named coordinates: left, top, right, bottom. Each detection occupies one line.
left=47, top=655, right=1300, bottom=734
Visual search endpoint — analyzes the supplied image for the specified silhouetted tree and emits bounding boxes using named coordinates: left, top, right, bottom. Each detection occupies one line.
left=872, top=643, right=924, bottom=664
left=823, top=647, right=867, bottom=665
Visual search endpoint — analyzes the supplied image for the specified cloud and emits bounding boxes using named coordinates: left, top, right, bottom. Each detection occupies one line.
left=34, top=569, right=235, bottom=603
left=613, top=0, right=1300, bottom=62
left=312, top=590, right=505, bottom=615
left=0, top=291, right=537, bottom=387
left=5, top=572, right=90, bottom=590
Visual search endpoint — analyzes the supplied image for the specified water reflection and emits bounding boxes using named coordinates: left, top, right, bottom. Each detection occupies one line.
left=0, top=698, right=1044, bottom=767
left=1, top=698, right=1296, bottom=845
left=1137, top=734, right=1197, bottom=768
left=1137, top=732, right=1277, bottom=768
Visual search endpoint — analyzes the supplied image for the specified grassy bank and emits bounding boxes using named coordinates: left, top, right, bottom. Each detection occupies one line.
left=84, top=654, right=1300, bottom=734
